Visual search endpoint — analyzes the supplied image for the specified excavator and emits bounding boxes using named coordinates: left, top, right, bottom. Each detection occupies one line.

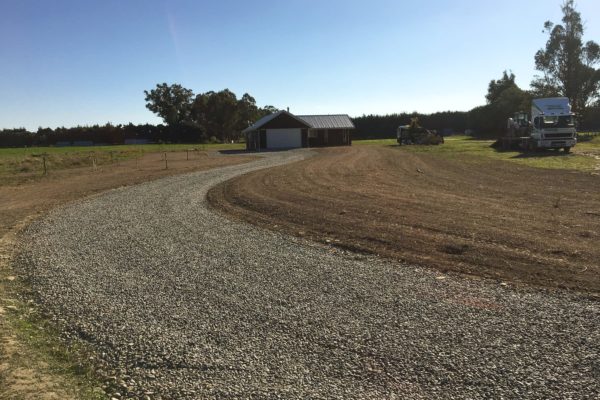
left=397, top=117, right=444, bottom=145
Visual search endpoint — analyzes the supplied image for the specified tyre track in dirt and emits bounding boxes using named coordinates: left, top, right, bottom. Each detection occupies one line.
left=17, top=148, right=600, bottom=399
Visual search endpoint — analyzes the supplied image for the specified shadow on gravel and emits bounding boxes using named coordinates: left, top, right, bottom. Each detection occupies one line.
left=510, top=151, right=572, bottom=159
left=490, top=144, right=572, bottom=157
left=218, top=149, right=249, bottom=155
left=219, top=148, right=307, bottom=155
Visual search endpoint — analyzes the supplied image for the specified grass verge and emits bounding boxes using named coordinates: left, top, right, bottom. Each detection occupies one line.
left=1, top=229, right=104, bottom=399
left=0, top=143, right=245, bottom=185
left=1, top=301, right=105, bottom=399
left=355, top=136, right=600, bottom=171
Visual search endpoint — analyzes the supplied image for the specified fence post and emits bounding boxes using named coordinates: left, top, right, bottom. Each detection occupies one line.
left=42, top=154, right=47, bottom=175
left=164, top=152, right=168, bottom=169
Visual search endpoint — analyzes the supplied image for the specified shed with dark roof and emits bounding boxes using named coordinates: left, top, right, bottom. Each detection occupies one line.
left=243, top=111, right=354, bottom=150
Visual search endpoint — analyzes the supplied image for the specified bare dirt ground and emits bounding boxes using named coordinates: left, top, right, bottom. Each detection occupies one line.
left=1, top=150, right=253, bottom=238
left=0, top=150, right=254, bottom=399
left=208, top=145, right=600, bottom=295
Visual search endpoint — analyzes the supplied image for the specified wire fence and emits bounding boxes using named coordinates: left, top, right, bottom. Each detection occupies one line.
left=578, top=131, right=600, bottom=141
left=1, top=148, right=209, bottom=184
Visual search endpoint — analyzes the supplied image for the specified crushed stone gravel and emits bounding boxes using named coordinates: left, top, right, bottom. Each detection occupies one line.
left=17, top=149, right=600, bottom=399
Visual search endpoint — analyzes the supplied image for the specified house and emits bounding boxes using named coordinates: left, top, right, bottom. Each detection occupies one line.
left=243, top=111, right=354, bottom=150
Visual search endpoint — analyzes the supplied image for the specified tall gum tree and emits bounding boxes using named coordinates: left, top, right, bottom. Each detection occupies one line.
left=531, top=0, right=600, bottom=112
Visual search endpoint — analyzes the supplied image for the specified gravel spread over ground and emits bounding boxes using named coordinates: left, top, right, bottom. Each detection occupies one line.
left=18, top=150, right=600, bottom=399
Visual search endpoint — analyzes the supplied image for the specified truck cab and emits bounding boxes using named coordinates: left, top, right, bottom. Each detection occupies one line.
left=530, top=97, right=577, bottom=152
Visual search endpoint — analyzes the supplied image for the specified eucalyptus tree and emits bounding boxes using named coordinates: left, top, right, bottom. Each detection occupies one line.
left=144, top=83, right=194, bottom=126
left=531, top=0, right=600, bottom=111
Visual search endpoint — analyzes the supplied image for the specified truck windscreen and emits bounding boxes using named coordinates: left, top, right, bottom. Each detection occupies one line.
left=542, top=115, right=574, bottom=128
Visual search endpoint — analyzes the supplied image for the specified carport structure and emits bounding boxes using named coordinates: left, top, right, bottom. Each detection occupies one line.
left=243, top=110, right=354, bottom=151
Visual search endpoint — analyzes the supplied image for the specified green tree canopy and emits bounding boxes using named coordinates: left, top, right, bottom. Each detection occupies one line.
left=486, top=71, right=518, bottom=104
left=144, top=83, right=194, bottom=126
left=531, top=0, right=600, bottom=111
left=145, top=84, right=280, bottom=142
left=190, top=90, right=280, bottom=141
left=192, top=89, right=239, bottom=141
left=468, top=72, right=532, bottom=137
left=236, top=93, right=260, bottom=131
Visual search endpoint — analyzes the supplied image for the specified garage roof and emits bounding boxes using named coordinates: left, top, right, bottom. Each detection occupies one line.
left=242, top=111, right=310, bottom=133
left=243, top=111, right=355, bottom=133
left=297, top=114, right=355, bottom=129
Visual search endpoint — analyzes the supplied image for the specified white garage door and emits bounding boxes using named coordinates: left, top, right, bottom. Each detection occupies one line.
left=266, top=128, right=302, bottom=149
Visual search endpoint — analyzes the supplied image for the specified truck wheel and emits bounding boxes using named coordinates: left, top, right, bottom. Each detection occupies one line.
left=563, top=147, right=571, bottom=153
left=527, top=141, right=536, bottom=152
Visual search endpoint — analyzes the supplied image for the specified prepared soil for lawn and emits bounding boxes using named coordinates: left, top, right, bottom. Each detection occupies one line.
left=208, top=146, right=600, bottom=294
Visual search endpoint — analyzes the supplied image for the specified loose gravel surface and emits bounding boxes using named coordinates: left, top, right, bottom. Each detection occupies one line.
left=18, top=149, right=600, bottom=399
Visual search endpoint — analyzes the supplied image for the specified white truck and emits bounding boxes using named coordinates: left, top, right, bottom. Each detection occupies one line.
left=503, top=97, right=577, bottom=153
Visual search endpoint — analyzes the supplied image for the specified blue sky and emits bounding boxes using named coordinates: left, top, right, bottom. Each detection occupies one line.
left=1, top=0, right=599, bottom=130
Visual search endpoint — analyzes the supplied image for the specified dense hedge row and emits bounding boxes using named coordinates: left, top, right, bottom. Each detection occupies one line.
left=0, top=123, right=206, bottom=148
left=2, top=108, right=599, bottom=148
left=352, top=107, right=600, bottom=140
left=352, top=112, right=468, bottom=139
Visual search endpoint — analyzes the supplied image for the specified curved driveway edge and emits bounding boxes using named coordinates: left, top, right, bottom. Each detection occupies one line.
left=18, top=150, right=600, bottom=399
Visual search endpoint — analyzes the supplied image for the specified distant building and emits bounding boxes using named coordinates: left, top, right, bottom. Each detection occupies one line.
left=243, top=111, right=354, bottom=150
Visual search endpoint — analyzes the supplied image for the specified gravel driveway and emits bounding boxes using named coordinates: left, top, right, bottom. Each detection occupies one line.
left=19, top=150, right=600, bottom=399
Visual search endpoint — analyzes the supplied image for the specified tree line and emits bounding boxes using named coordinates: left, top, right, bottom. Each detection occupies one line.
left=465, top=1, right=600, bottom=137
left=144, top=85, right=278, bottom=143
left=0, top=123, right=202, bottom=148
left=356, top=1, right=600, bottom=139
left=0, top=87, right=278, bottom=147
left=351, top=106, right=600, bottom=140
left=352, top=112, right=468, bottom=140
left=469, top=0, right=599, bottom=136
